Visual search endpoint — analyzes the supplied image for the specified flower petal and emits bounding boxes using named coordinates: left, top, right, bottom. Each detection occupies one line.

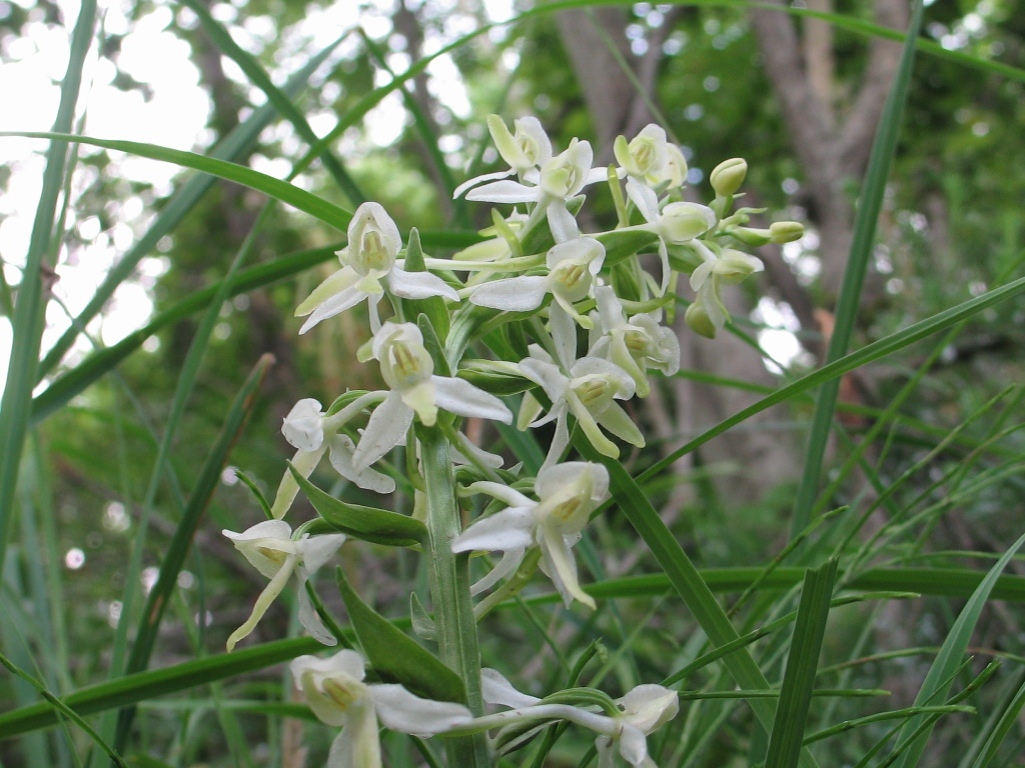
left=351, top=392, right=413, bottom=472
left=481, top=667, right=542, bottom=708
left=370, top=684, right=473, bottom=736
left=469, top=275, right=548, bottom=312
left=453, top=168, right=514, bottom=199
left=432, top=375, right=513, bottom=423
left=226, top=553, right=298, bottom=651
left=298, top=284, right=368, bottom=334
left=329, top=434, right=396, bottom=494
left=451, top=506, right=535, bottom=553
left=296, top=569, right=339, bottom=646
left=295, top=267, right=360, bottom=317
left=466, top=179, right=541, bottom=204
left=538, top=523, right=594, bottom=609
left=271, top=447, right=326, bottom=519
left=387, top=265, right=459, bottom=301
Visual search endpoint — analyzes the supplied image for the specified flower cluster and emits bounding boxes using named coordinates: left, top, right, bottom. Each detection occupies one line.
left=224, top=116, right=800, bottom=766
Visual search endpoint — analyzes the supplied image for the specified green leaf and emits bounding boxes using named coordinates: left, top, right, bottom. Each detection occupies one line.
left=889, top=531, right=1025, bottom=767
left=594, top=228, right=661, bottom=267
left=115, top=356, right=273, bottom=743
left=289, top=464, right=427, bottom=546
left=0, top=131, right=353, bottom=232
left=0, top=638, right=322, bottom=738
left=765, top=560, right=838, bottom=768
left=336, top=569, right=466, bottom=704
left=789, top=0, right=924, bottom=537
left=579, top=448, right=819, bottom=768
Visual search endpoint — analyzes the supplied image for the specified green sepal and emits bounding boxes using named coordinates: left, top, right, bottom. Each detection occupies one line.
left=401, top=228, right=451, bottom=339
left=336, top=568, right=466, bottom=703
left=288, top=464, right=426, bottom=546
left=416, top=312, right=452, bottom=378
left=456, top=360, right=533, bottom=396
left=595, top=228, right=661, bottom=268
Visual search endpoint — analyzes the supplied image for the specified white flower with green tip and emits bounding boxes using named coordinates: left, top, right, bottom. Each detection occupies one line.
left=479, top=669, right=679, bottom=768
left=292, top=650, right=472, bottom=768
left=614, top=124, right=670, bottom=186
left=453, top=115, right=552, bottom=198
left=468, top=236, right=605, bottom=328
left=222, top=520, right=345, bottom=650
left=688, top=239, right=764, bottom=332
left=296, top=203, right=458, bottom=334
left=625, top=183, right=717, bottom=295
left=351, top=322, right=512, bottom=472
left=517, top=310, right=642, bottom=467
left=589, top=286, right=679, bottom=398
left=452, top=461, right=609, bottom=609
left=270, top=395, right=395, bottom=519
left=466, top=137, right=605, bottom=243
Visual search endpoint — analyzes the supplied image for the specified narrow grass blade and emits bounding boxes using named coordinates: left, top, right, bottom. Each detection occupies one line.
left=0, top=0, right=96, bottom=576
left=637, top=273, right=1025, bottom=486
left=0, top=132, right=354, bottom=232
left=114, top=355, right=273, bottom=745
left=890, top=532, right=1025, bottom=767
left=0, top=651, right=127, bottom=768
left=790, top=0, right=924, bottom=537
left=765, top=560, right=838, bottom=768
left=0, top=638, right=322, bottom=739
left=180, top=0, right=365, bottom=206
left=964, top=671, right=1025, bottom=768
left=36, top=41, right=345, bottom=379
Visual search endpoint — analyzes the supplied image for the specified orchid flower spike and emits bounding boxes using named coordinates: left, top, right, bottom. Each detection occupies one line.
left=350, top=322, right=512, bottom=472
left=296, top=203, right=458, bottom=334
left=222, top=520, right=345, bottom=650
left=292, top=650, right=472, bottom=768
left=468, top=236, right=606, bottom=328
left=270, top=395, right=395, bottom=519
left=452, top=461, right=609, bottom=609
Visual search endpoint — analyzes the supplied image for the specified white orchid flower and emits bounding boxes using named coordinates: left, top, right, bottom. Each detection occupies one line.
left=468, top=237, right=605, bottom=328
left=452, top=461, right=609, bottom=609
left=350, top=322, right=512, bottom=472
left=517, top=309, right=642, bottom=467
left=595, top=685, right=681, bottom=768
left=292, top=650, right=472, bottom=768
left=614, top=124, right=670, bottom=187
left=222, top=520, right=345, bottom=650
left=453, top=115, right=552, bottom=198
left=270, top=395, right=396, bottom=519
left=479, top=669, right=679, bottom=768
left=296, top=203, right=458, bottom=334
left=589, top=286, right=679, bottom=398
left=466, top=138, right=605, bottom=243
left=687, top=239, right=764, bottom=333
left=624, top=182, right=717, bottom=295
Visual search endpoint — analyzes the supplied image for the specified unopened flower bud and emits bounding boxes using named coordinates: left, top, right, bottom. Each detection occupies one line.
left=769, top=220, right=804, bottom=244
left=685, top=301, right=717, bottom=339
left=710, top=158, right=747, bottom=197
left=659, top=202, right=716, bottom=244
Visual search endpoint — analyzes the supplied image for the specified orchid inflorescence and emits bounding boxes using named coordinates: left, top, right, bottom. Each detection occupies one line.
left=223, top=116, right=801, bottom=767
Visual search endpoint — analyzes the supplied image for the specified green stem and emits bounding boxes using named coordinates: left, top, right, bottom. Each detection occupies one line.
left=417, top=425, right=490, bottom=766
